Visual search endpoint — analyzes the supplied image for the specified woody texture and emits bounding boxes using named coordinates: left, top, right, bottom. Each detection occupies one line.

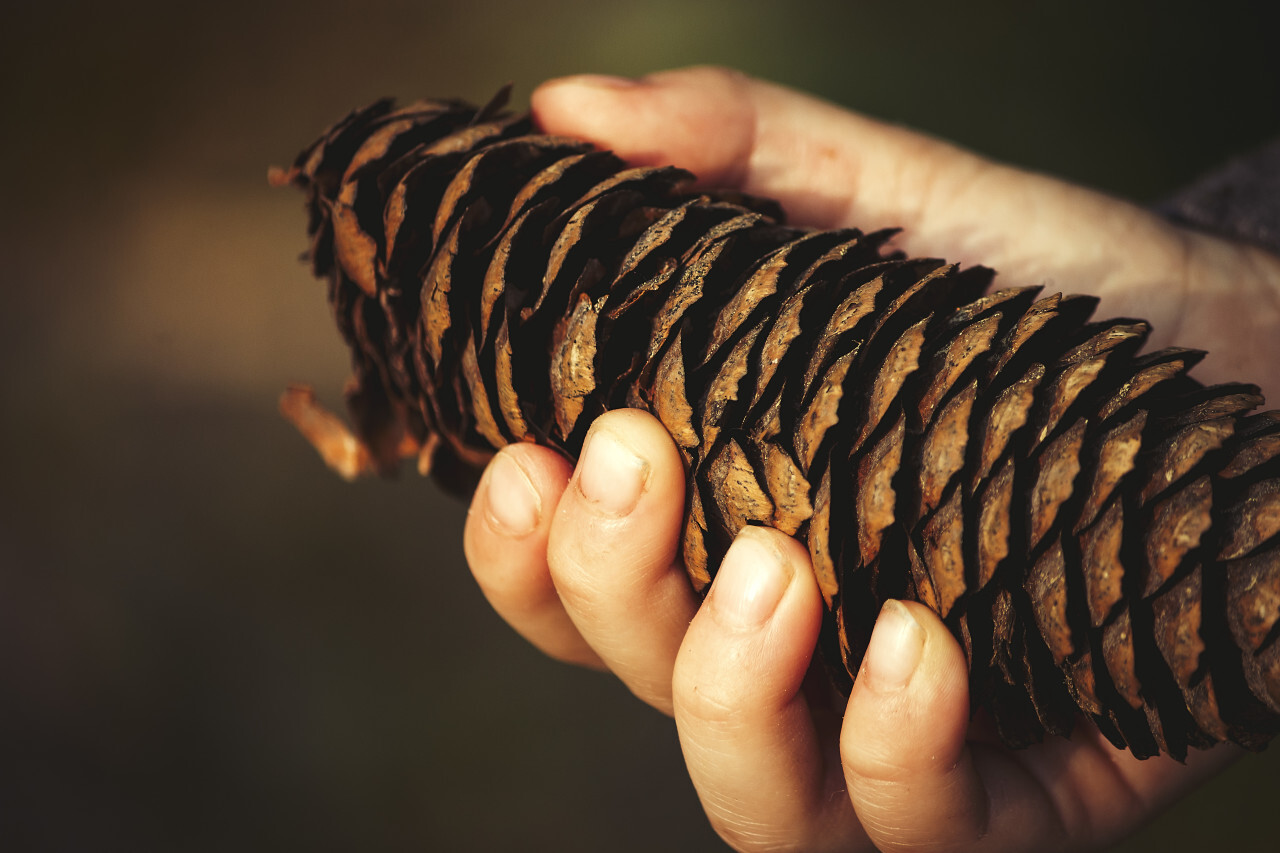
left=272, top=90, right=1280, bottom=760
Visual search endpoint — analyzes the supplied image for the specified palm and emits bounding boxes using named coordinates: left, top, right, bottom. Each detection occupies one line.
left=457, top=67, right=1278, bottom=852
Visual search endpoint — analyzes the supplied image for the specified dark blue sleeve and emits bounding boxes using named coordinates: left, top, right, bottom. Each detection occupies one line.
left=1157, top=138, right=1280, bottom=255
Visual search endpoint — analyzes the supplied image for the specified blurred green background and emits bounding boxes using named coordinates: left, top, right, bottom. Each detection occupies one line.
left=1, top=1, right=1277, bottom=850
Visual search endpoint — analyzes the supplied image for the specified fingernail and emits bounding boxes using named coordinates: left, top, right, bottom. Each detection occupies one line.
left=864, top=600, right=925, bottom=692
left=576, top=428, right=648, bottom=516
left=708, top=528, right=791, bottom=629
left=562, top=73, right=642, bottom=90
left=484, top=453, right=541, bottom=537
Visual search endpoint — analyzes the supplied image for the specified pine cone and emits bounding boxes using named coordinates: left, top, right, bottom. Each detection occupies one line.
left=272, top=90, right=1280, bottom=760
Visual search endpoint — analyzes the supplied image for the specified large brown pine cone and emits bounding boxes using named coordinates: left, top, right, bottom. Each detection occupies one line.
left=272, top=90, right=1280, bottom=760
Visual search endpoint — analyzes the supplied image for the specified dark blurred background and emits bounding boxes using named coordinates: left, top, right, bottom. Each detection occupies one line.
left=1, top=1, right=1277, bottom=850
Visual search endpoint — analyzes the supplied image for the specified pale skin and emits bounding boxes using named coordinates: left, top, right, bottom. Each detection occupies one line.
left=462, top=68, right=1280, bottom=852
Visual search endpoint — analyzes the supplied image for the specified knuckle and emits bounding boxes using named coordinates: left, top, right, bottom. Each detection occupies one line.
left=706, top=810, right=806, bottom=853
left=546, top=513, right=667, bottom=608
left=682, top=64, right=752, bottom=90
left=545, top=536, right=611, bottom=612
left=838, top=707, right=917, bottom=784
left=673, top=646, right=753, bottom=730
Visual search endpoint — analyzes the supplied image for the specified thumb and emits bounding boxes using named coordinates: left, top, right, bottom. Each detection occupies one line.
left=532, top=68, right=758, bottom=191
left=530, top=66, right=997, bottom=241
left=530, top=68, right=1191, bottom=309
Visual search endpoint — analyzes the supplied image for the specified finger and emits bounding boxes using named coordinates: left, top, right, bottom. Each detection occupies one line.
left=840, top=600, right=1007, bottom=851
left=533, top=70, right=760, bottom=198
left=673, top=527, right=867, bottom=853
left=844, top=603, right=1242, bottom=853
left=463, top=442, right=602, bottom=669
left=546, top=408, right=698, bottom=714
left=843, top=601, right=1139, bottom=852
